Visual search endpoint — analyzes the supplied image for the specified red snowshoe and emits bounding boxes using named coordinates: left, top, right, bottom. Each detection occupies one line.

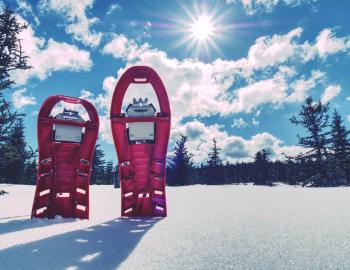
left=110, top=66, right=171, bottom=217
left=31, top=95, right=99, bottom=219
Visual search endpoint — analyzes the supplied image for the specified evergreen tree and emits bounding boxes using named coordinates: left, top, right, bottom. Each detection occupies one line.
left=0, top=7, right=31, bottom=91
left=253, top=149, right=271, bottom=185
left=290, top=97, right=330, bottom=186
left=330, top=110, right=349, bottom=160
left=224, top=161, right=233, bottom=184
left=328, top=110, right=349, bottom=185
left=104, top=160, right=115, bottom=185
left=325, top=155, right=347, bottom=186
left=113, top=163, right=120, bottom=188
left=0, top=94, right=36, bottom=184
left=2, top=118, right=27, bottom=183
left=206, top=139, right=224, bottom=184
left=0, top=7, right=32, bottom=186
left=195, top=163, right=207, bottom=185
left=24, top=153, right=37, bottom=185
left=167, top=135, right=195, bottom=186
left=0, top=94, right=23, bottom=183
left=273, top=160, right=286, bottom=183
left=91, top=144, right=106, bottom=185
left=285, top=159, right=298, bottom=185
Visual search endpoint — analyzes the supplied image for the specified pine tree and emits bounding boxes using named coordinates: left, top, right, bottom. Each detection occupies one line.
left=224, top=161, right=233, bottom=184
left=0, top=94, right=23, bottom=183
left=195, top=163, right=207, bottom=185
left=285, top=159, right=297, bottom=185
left=91, top=144, right=106, bottom=185
left=24, top=154, right=37, bottom=185
left=206, top=139, right=224, bottom=184
left=253, top=149, right=271, bottom=185
left=112, top=163, right=120, bottom=188
left=0, top=7, right=31, bottom=91
left=167, top=135, right=195, bottom=186
left=273, top=160, right=286, bottom=183
left=2, top=118, right=27, bottom=183
left=290, top=97, right=330, bottom=186
left=328, top=110, right=349, bottom=185
left=0, top=6, right=32, bottom=186
left=104, top=160, right=115, bottom=185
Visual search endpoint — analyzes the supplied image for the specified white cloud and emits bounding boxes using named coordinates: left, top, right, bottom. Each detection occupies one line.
left=11, top=18, right=92, bottom=85
left=321, top=84, right=341, bottom=104
left=315, top=28, right=350, bottom=58
left=226, top=0, right=316, bottom=14
left=173, top=120, right=305, bottom=163
left=102, top=34, right=151, bottom=61
left=247, top=27, right=350, bottom=68
left=50, top=100, right=90, bottom=121
left=101, top=29, right=350, bottom=118
left=287, top=70, right=325, bottom=102
left=102, top=32, right=302, bottom=121
left=79, top=89, right=94, bottom=100
left=252, top=118, right=260, bottom=126
left=38, top=0, right=102, bottom=47
left=81, top=83, right=306, bottom=163
left=100, top=27, right=350, bottom=118
left=230, top=72, right=288, bottom=113
left=102, top=44, right=238, bottom=122
left=16, top=0, right=40, bottom=25
left=77, top=89, right=114, bottom=143
left=106, top=3, right=121, bottom=15
left=97, top=28, right=350, bottom=161
left=232, top=118, right=248, bottom=128
left=11, top=88, right=37, bottom=109
left=247, top=27, right=303, bottom=68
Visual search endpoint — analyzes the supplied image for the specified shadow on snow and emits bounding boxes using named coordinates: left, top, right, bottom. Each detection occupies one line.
left=0, top=216, right=74, bottom=235
left=0, top=217, right=161, bottom=270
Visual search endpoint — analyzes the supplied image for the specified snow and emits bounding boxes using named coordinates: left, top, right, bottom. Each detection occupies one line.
left=1, top=184, right=350, bottom=269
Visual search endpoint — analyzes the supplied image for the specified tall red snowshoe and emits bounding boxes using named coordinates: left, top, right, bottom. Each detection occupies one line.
left=31, top=95, right=99, bottom=219
left=110, top=66, right=171, bottom=217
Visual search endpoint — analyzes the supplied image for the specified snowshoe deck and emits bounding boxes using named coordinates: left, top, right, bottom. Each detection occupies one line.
left=110, top=66, right=171, bottom=217
left=31, top=95, right=99, bottom=219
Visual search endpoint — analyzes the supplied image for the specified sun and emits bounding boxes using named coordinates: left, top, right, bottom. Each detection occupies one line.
left=189, top=15, right=215, bottom=42
left=163, top=2, right=232, bottom=59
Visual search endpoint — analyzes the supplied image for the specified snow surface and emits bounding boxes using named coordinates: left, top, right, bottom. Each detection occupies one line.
left=1, top=184, right=350, bottom=270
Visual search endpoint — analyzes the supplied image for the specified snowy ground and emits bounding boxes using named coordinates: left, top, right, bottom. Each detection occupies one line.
left=1, top=184, right=350, bottom=270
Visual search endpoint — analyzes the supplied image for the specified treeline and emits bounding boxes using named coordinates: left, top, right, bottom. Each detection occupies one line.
left=167, top=97, right=350, bottom=187
left=0, top=94, right=37, bottom=184
left=2, top=95, right=349, bottom=188
left=90, top=144, right=118, bottom=186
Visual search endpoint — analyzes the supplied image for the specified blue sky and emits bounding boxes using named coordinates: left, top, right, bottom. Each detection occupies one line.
left=3, top=0, right=350, bottom=163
